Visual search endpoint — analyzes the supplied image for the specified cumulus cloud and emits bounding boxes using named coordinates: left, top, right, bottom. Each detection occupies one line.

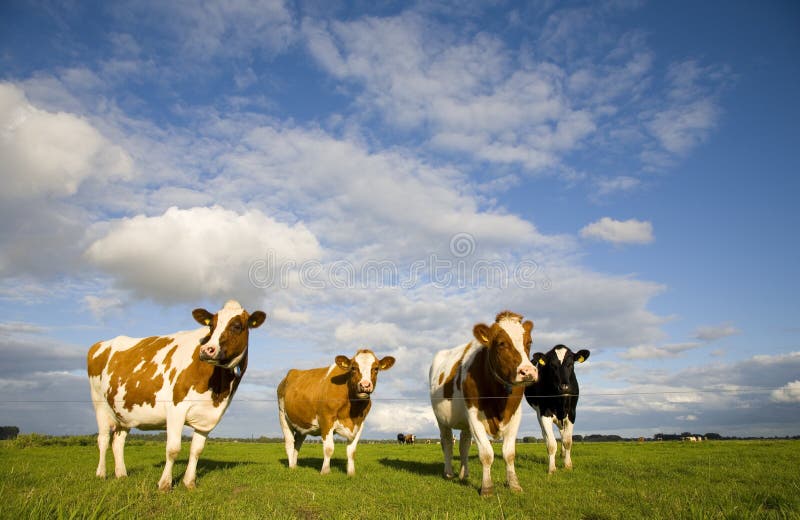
left=771, top=381, right=800, bottom=403
left=694, top=323, right=740, bottom=342
left=85, top=206, right=321, bottom=304
left=619, top=342, right=701, bottom=360
left=580, top=217, right=654, bottom=244
left=0, top=83, right=132, bottom=200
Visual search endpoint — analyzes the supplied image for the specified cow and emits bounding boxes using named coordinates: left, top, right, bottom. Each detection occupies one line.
left=397, top=433, right=406, bottom=444
left=277, top=349, right=395, bottom=476
left=87, top=300, right=266, bottom=491
left=404, top=433, right=416, bottom=444
left=429, top=311, right=537, bottom=496
left=524, top=344, right=590, bottom=474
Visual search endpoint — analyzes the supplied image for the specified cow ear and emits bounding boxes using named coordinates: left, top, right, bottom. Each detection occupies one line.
left=335, top=356, right=351, bottom=370
left=193, top=309, right=214, bottom=327
left=473, top=324, right=492, bottom=345
left=575, top=349, right=590, bottom=363
left=248, top=311, right=267, bottom=329
left=378, top=356, right=396, bottom=370
left=523, top=320, right=534, bottom=333
left=532, top=352, right=546, bottom=366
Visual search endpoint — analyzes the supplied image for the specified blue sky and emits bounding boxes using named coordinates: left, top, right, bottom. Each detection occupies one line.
left=1, top=0, right=798, bottom=439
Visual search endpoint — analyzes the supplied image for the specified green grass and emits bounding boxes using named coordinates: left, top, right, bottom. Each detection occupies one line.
left=2, top=439, right=799, bottom=519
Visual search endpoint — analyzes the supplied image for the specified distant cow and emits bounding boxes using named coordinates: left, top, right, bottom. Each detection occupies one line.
left=404, top=433, right=416, bottom=444
left=87, top=300, right=266, bottom=490
left=429, top=311, right=537, bottom=496
left=524, top=344, right=590, bottom=474
left=277, top=349, right=395, bottom=475
left=397, top=433, right=406, bottom=444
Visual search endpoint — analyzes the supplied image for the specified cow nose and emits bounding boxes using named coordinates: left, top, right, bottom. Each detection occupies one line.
left=359, top=380, right=373, bottom=393
left=201, top=345, right=218, bottom=359
left=559, top=384, right=571, bottom=394
left=519, top=365, right=538, bottom=382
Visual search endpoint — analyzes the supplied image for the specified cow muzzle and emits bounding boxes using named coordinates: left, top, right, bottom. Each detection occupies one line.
left=199, top=344, right=221, bottom=363
left=518, top=365, right=538, bottom=383
left=356, top=380, right=374, bottom=398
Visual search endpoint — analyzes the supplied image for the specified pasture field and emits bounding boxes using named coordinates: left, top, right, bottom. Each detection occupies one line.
left=2, top=437, right=799, bottom=519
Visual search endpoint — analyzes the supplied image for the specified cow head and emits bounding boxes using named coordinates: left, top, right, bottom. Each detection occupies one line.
left=531, top=345, right=590, bottom=395
left=192, top=300, right=267, bottom=369
left=473, top=311, right=538, bottom=387
left=335, top=349, right=395, bottom=399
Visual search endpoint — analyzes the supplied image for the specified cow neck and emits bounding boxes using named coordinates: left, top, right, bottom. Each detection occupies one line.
left=483, top=345, right=517, bottom=395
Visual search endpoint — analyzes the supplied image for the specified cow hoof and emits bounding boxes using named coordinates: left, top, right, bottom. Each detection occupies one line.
left=157, top=481, right=172, bottom=492
left=183, top=480, right=196, bottom=490
left=480, top=486, right=494, bottom=498
left=115, top=470, right=127, bottom=478
left=443, top=473, right=454, bottom=480
left=95, top=471, right=106, bottom=479
left=508, top=481, right=523, bottom=493
left=320, top=468, right=330, bottom=476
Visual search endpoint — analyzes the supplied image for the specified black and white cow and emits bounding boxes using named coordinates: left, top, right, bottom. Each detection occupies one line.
left=524, top=344, right=590, bottom=474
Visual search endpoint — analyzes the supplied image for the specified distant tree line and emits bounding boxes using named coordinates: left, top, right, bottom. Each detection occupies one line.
left=0, top=426, right=19, bottom=440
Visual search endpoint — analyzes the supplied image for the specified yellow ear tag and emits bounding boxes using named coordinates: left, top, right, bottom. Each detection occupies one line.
left=577, top=356, right=585, bottom=363
left=538, top=358, right=546, bottom=366
left=204, top=319, right=210, bottom=325
left=250, top=320, right=257, bottom=327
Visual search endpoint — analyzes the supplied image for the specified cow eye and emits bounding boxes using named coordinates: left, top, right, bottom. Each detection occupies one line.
left=231, top=322, right=242, bottom=333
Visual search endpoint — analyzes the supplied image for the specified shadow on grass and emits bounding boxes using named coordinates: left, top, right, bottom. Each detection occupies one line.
left=278, top=457, right=348, bottom=474
left=377, top=457, right=444, bottom=477
left=150, top=458, right=257, bottom=476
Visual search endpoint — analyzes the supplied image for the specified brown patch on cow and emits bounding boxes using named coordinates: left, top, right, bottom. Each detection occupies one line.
left=104, top=336, right=173, bottom=412
left=168, top=367, right=177, bottom=384
left=442, top=344, right=471, bottom=399
left=462, top=348, right=524, bottom=437
left=163, top=344, right=179, bottom=370
left=172, top=345, right=245, bottom=407
left=87, top=342, right=110, bottom=378
left=438, top=372, right=444, bottom=384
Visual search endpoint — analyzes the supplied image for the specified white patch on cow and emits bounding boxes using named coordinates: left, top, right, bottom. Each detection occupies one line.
left=496, top=317, right=535, bottom=378
left=333, top=419, right=357, bottom=441
left=353, top=351, right=377, bottom=385
left=324, top=363, right=337, bottom=379
left=205, top=299, right=243, bottom=349
left=555, top=346, right=568, bottom=363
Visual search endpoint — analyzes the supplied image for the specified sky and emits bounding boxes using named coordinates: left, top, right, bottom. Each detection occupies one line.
left=0, top=0, right=798, bottom=440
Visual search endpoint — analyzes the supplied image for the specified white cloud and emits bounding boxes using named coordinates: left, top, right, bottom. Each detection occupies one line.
left=771, top=381, right=800, bottom=403
left=694, top=323, right=740, bottom=342
left=85, top=206, right=321, bottom=304
left=580, top=217, right=654, bottom=244
left=0, top=83, right=132, bottom=201
left=83, top=294, right=126, bottom=320
left=334, top=321, right=403, bottom=349
left=619, top=342, right=701, bottom=360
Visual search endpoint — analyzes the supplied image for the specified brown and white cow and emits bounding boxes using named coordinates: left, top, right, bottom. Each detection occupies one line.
left=87, top=300, right=266, bottom=491
left=277, top=349, right=395, bottom=476
left=429, top=311, right=537, bottom=496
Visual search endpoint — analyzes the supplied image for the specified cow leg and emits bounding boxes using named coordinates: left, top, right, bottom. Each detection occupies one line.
left=182, top=430, right=208, bottom=489
left=561, top=418, right=574, bottom=470
left=466, top=413, right=495, bottom=497
left=158, top=411, right=186, bottom=491
left=502, top=409, right=524, bottom=492
left=345, top=426, right=364, bottom=477
left=94, top=409, right=115, bottom=478
left=111, top=428, right=129, bottom=478
left=320, top=428, right=335, bottom=475
left=538, top=414, right=558, bottom=474
left=278, top=407, right=300, bottom=468
left=458, top=432, right=471, bottom=480
left=292, top=433, right=306, bottom=468
left=437, top=423, right=455, bottom=479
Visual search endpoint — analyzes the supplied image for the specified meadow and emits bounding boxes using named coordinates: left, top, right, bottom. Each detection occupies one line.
left=2, top=437, right=799, bottom=519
